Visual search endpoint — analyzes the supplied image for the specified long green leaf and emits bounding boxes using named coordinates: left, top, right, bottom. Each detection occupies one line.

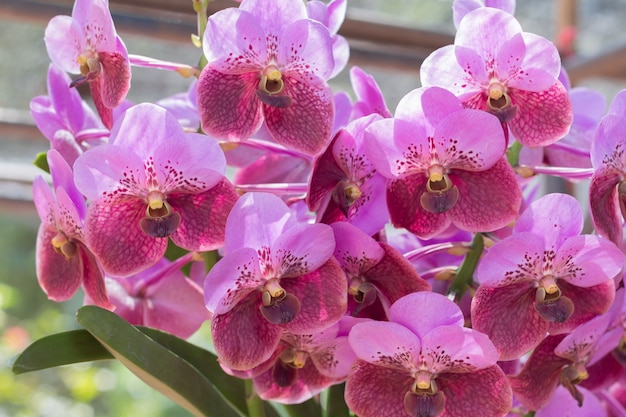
left=77, top=305, right=246, bottom=417
left=10, top=329, right=113, bottom=374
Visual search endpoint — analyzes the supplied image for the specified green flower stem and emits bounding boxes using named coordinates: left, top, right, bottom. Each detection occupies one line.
left=192, top=0, right=210, bottom=70
left=324, top=383, right=350, bottom=417
left=507, top=140, right=523, bottom=167
left=245, top=379, right=266, bottom=417
left=447, top=232, right=484, bottom=303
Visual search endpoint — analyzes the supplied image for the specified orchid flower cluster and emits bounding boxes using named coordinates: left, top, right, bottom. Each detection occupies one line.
left=21, top=0, right=626, bottom=416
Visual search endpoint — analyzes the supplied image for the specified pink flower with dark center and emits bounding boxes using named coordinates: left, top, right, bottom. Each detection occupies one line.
left=345, top=291, right=512, bottom=417
left=34, top=149, right=111, bottom=309
left=73, top=103, right=238, bottom=277
left=421, top=7, right=572, bottom=147
left=472, top=193, right=622, bottom=360
left=44, top=0, right=131, bottom=129
left=307, top=114, right=390, bottom=236
left=589, top=90, right=626, bottom=245
left=204, top=192, right=347, bottom=371
left=196, top=0, right=336, bottom=156
left=365, top=86, right=521, bottom=239
left=331, top=222, right=431, bottom=320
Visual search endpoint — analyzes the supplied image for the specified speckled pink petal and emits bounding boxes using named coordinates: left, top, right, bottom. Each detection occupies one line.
left=169, top=178, right=238, bottom=252
left=311, top=335, right=355, bottom=379
left=420, top=45, right=481, bottom=97
left=349, top=320, right=420, bottom=367
left=592, top=114, right=626, bottom=168
left=79, top=243, right=111, bottom=310
left=471, top=282, right=549, bottom=360
left=36, top=224, right=81, bottom=301
left=508, top=334, right=569, bottom=410
left=281, top=257, right=347, bottom=335
left=197, top=68, right=263, bottom=142
left=508, top=82, right=573, bottom=147
left=448, top=158, right=522, bottom=233
left=514, top=193, right=583, bottom=248
left=437, top=365, right=512, bottom=417
left=89, top=79, right=113, bottom=129
left=331, top=221, right=384, bottom=275
left=263, top=75, right=334, bottom=156
left=204, top=247, right=263, bottom=315
left=307, top=132, right=350, bottom=211
left=272, top=223, right=335, bottom=278
left=278, top=19, right=334, bottom=80
left=72, top=0, right=117, bottom=51
left=85, top=197, right=167, bottom=277
left=387, top=174, right=451, bottom=239
left=476, top=232, right=544, bottom=287
left=554, top=313, right=612, bottom=364
left=98, top=47, right=131, bottom=108
left=548, top=279, right=615, bottom=335
left=365, top=242, right=431, bottom=304
left=555, top=235, right=624, bottom=288
left=345, top=359, right=413, bottom=417
left=589, top=168, right=623, bottom=245
left=212, top=293, right=283, bottom=370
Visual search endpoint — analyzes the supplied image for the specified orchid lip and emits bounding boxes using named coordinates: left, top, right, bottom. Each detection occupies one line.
left=51, top=231, right=78, bottom=259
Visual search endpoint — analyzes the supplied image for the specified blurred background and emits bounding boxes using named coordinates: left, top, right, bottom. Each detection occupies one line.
left=1, top=0, right=626, bottom=416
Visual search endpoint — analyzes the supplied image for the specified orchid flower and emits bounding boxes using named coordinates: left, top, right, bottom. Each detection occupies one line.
left=196, top=0, right=336, bottom=156
left=44, top=0, right=131, bottom=129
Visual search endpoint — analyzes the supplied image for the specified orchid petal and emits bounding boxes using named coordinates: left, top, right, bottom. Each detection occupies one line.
left=272, top=223, right=335, bottom=278
left=331, top=222, right=385, bottom=276
left=589, top=169, right=623, bottom=244
left=349, top=321, right=420, bottom=367
left=556, top=235, right=624, bottom=288
left=44, top=15, right=84, bottom=74
left=390, top=292, right=464, bottom=340
left=278, top=19, right=334, bottom=80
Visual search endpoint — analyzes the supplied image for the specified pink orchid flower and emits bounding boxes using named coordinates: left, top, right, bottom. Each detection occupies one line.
left=44, top=0, right=131, bottom=129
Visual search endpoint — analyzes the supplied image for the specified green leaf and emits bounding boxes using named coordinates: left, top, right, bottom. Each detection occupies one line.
left=280, top=398, right=323, bottom=417
left=33, top=151, right=50, bottom=173
left=77, top=305, right=246, bottom=417
left=10, top=329, right=113, bottom=374
left=324, top=383, right=349, bottom=417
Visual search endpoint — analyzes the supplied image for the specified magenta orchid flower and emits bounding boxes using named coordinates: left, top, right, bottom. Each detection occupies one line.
left=307, top=114, right=390, bottom=236
left=509, top=310, right=622, bottom=411
left=90, top=254, right=210, bottom=339
left=33, top=149, right=111, bottom=309
left=73, top=103, right=238, bottom=277
left=196, top=0, right=336, bottom=156
left=471, top=193, right=622, bottom=361
left=421, top=7, right=572, bottom=147
left=204, top=192, right=347, bottom=371
left=30, top=64, right=108, bottom=166
left=345, top=291, right=512, bottom=417
left=244, top=318, right=358, bottom=404
left=365, top=86, right=521, bottom=239
left=44, top=0, right=131, bottom=129
left=589, top=89, right=626, bottom=245
left=331, top=222, right=430, bottom=320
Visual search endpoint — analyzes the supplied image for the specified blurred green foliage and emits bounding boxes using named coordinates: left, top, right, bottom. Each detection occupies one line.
left=0, top=213, right=193, bottom=417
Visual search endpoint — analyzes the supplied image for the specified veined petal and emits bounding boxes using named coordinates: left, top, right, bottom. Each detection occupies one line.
left=307, top=131, right=351, bottom=212
left=387, top=175, right=452, bottom=239
left=240, top=0, right=307, bottom=34
left=98, top=47, right=131, bottom=108
left=72, top=0, right=117, bottom=52
left=421, top=326, right=498, bottom=373
left=263, top=75, right=334, bottom=156
left=202, top=8, right=266, bottom=72
left=554, top=313, right=612, bottom=363
left=589, top=169, right=622, bottom=244
left=44, top=15, right=84, bottom=74
left=197, top=69, right=263, bottom=142
left=273, top=223, right=335, bottom=278
left=508, top=82, right=573, bottom=147
left=437, top=365, right=512, bottom=417
left=36, top=224, right=81, bottom=301
left=345, top=359, right=412, bottom=417
left=169, top=178, right=238, bottom=252
left=224, top=192, right=295, bottom=253
left=84, top=197, right=166, bottom=277
left=278, top=19, right=334, bottom=81
left=205, top=247, right=263, bottom=315
left=508, top=334, right=569, bottom=410
left=514, top=193, right=583, bottom=249
left=281, top=257, right=347, bottom=334
left=349, top=321, right=420, bottom=368
left=390, top=292, right=464, bottom=340
left=476, top=232, right=544, bottom=287
left=212, top=293, right=283, bottom=370
left=48, top=149, right=86, bottom=220
left=79, top=244, right=111, bottom=310
left=471, top=282, right=549, bottom=360
left=447, top=158, right=521, bottom=233
left=556, top=235, right=624, bottom=288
